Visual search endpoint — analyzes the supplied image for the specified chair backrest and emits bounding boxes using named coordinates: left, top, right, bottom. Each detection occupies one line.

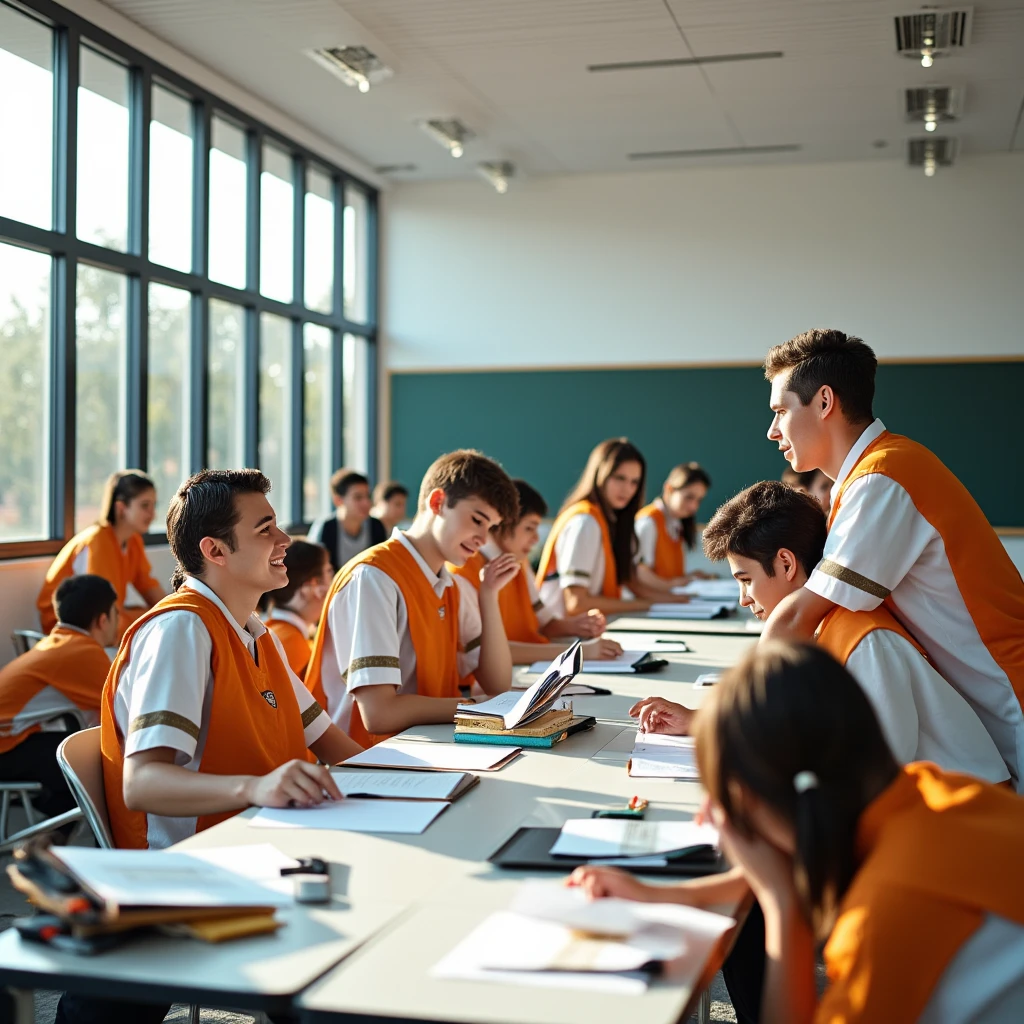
left=10, top=629, right=46, bottom=657
left=57, top=728, right=114, bottom=849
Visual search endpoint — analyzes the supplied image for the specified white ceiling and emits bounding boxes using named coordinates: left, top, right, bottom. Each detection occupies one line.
left=99, top=0, right=1024, bottom=180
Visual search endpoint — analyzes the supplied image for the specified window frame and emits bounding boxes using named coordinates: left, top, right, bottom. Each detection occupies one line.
left=0, top=0, right=378, bottom=557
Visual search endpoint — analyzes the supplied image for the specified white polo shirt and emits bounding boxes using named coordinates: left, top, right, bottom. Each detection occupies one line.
left=635, top=499, right=680, bottom=569
left=317, top=530, right=482, bottom=731
left=538, top=512, right=607, bottom=614
left=805, top=419, right=1024, bottom=790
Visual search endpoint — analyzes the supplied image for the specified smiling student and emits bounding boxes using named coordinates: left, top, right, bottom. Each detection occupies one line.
left=305, top=450, right=521, bottom=745
left=37, top=470, right=165, bottom=637
left=759, top=329, right=1024, bottom=790
left=309, top=468, right=387, bottom=573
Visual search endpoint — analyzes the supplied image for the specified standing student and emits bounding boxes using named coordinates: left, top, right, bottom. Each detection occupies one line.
left=781, top=465, right=832, bottom=512
left=0, top=575, right=117, bottom=819
left=634, top=462, right=713, bottom=591
left=36, top=470, right=165, bottom=637
left=308, top=469, right=387, bottom=573
left=305, top=450, right=521, bottom=745
left=371, top=480, right=409, bottom=534
left=760, top=329, right=1024, bottom=789
left=452, top=479, right=623, bottom=665
left=261, top=539, right=333, bottom=679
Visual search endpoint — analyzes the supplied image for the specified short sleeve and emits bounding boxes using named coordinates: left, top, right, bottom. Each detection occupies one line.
left=326, top=565, right=403, bottom=692
left=635, top=516, right=658, bottom=567
left=525, top=568, right=555, bottom=627
left=806, top=475, right=936, bottom=612
left=266, top=629, right=331, bottom=745
left=117, top=611, right=211, bottom=759
left=555, top=514, right=603, bottom=590
left=455, top=575, right=482, bottom=677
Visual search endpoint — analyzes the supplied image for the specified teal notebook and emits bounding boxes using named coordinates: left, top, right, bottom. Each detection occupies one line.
left=453, top=716, right=596, bottom=748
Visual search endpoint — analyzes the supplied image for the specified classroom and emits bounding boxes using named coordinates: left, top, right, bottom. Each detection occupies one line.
left=1, top=1, right=1023, bottom=1022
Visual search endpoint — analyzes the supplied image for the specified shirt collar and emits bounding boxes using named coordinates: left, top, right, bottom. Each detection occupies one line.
left=53, top=622, right=100, bottom=644
left=267, top=607, right=310, bottom=635
left=393, top=529, right=453, bottom=597
left=182, top=576, right=267, bottom=647
left=831, top=418, right=886, bottom=507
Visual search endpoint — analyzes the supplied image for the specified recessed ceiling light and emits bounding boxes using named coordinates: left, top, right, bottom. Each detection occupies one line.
left=308, top=46, right=393, bottom=93
left=477, top=161, right=514, bottom=194
left=418, top=119, right=474, bottom=159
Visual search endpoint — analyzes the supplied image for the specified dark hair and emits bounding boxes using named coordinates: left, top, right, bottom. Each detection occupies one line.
left=561, top=438, right=646, bottom=585
left=663, top=462, right=711, bottom=550
left=261, top=540, right=330, bottom=610
left=166, top=469, right=272, bottom=590
left=54, top=574, right=117, bottom=630
left=330, top=469, right=370, bottom=499
left=100, top=470, right=156, bottom=526
left=694, top=642, right=899, bottom=938
left=418, top=449, right=519, bottom=526
left=764, top=329, right=877, bottom=425
left=702, top=480, right=826, bottom=577
left=495, top=480, right=548, bottom=538
left=373, top=480, right=409, bottom=504
left=781, top=467, right=826, bottom=489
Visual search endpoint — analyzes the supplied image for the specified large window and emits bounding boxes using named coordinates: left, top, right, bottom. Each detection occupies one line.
left=0, top=0, right=377, bottom=558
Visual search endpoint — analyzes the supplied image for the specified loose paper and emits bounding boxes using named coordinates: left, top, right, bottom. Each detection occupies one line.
left=671, top=580, right=742, bottom=601
left=249, top=798, right=448, bottom=834
left=629, top=731, right=701, bottom=779
left=648, top=602, right=734, bottom=620
left=549, top=818, right=718, bottom=859
left=694, top=673, right=720, bottom=687
left=329, top=769, right=471, bottom=800
left=343, top=741, right=519, bottom=772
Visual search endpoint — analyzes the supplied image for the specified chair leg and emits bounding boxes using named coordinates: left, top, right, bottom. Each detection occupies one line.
left=20, top=791, right=40, bottom=827
left=0, top=790, right=10, bottom=843
left=696, top=986, right=711, bottom=1024
left=188, top=1004, right=200, bottom=1024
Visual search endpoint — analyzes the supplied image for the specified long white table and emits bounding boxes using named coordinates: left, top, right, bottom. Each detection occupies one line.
left=609, top=612, right=763, bottom=637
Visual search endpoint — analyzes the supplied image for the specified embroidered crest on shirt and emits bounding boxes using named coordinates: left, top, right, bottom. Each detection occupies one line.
left=438, top=605, right=446, bottom=619
left=261, top=690, right=278, bottom=709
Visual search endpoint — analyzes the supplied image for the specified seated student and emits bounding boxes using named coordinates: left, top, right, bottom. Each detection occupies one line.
left=760, top=329, right=1024, bottom=790
left=537, top=438, right=682, bottom=617
left=0, top=575, right=118, bottom=819
left=37, top=470, right=165, bottom=637
left=261, top=539, right=333, bottom=679
left=304, top=450, right=521, bottom=745
left=573, top=643, right=1024, bottom=1024
left=630, top=481, right=1009, bottom=785
left=781, top=465, right=832, bottom=513
left=634, top=462, right=713, bottom=592
left=308, top=468, right=387, bottom=573
left=371, top=480, right=409, bottom=535
left=452, top=479, right=623, bottom=665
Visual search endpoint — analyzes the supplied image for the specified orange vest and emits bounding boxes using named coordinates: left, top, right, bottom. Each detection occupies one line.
left=829, top=431, right=1024, bottom=713
left=816, top=604, right=927, bottom=666
left=305, top=537, right=462, bottom=747
left=37, top=524, right=159, bottom=636
left=267, top=616, right=313, bottom=679
left=536, top=501, right=620, bottom=599
left=100, top=589, right=309, bottom=849
left=454, top=551, right=549, bottom=645
left=0, top=628, right=110, bottom=754
left=819, top=763, right=1024, bottom=1023
left=635, top=502, right=685, bottom=580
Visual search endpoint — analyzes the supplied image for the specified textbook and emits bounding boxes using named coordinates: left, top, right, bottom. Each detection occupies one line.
left=454, top=710, right=596, bottom=748
left=671, top=580, right=742, bottom=601
left=455, top=704, right=574, bottom=736
left=647, top=601, right=734, bottom=620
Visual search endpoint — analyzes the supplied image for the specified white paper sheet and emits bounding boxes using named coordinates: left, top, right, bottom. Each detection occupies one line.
left=329, top=769, right=469, bottom=800
left=525, top=652, right=650, bottom=675
left=176, top=843, right=300, bottom=898
left=694, top=673, right=720, bottom=687
left=671, top=581, right=742, bottom=601
left=342, top=741, right=520, bottom=772
left=601, top=631, right=692, bottom=653
left=549, top=818, right=719, bottom=858
left=249, top=798, right=448, bottom=834
left=629, top=731, right=701, bottom=779
left=648, top=602, right=733, bottom=620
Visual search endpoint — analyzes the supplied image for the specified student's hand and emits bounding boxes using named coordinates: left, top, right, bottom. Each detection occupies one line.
left=564, top=610, right=606, bottom=638
left=709, top=803, right=796, bottom=912
left=567, top=865, right=655, bottom=902
left=582, top=638, right=624, bottom=661
left=479, top=552, right=521, bottom=595
left=628, top=696, right=695, bottom=735
left=245, top=760, right=343, bottom=808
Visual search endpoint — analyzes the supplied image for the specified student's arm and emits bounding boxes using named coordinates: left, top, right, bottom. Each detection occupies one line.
left=140, top=584, right=165, bottom=608
left=628, top=575, right=688, bottom=603
left=309, top=723, right=363, bottom=764
left=562, top=585, right=650, bottom=616
left=354, top=685, right=465, bottom=734
left=569, top=864, right=750, bottom=907
left=760, top=586, right=835, bottom=643
left=544, top=608, right=606, bottom=639
left=634, top=562, right=678, bottom=593
left=471, top=554, right=519, bottom=694
left=509, top=637, right=624, bottom=664
left=133, top=544, right=165, bottom=608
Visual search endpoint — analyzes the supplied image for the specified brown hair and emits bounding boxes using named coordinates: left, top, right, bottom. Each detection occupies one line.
left=260, top=539, right=330, bottom=611
left=703, top=481, right=826, bottom=577
left=373, top=480, right=409, bottom=504
left=100, top=470, right=156, bottom=526
left=561, top=438, right=646, bottom=585
left=694, top=642, right=899, bottom=938
left=781, top=466, right=827, bottom=490
left=764, top=329, right=877, bottom=425
left=330, top=468, right=369, bottom=498
left=663, top=462, right=711, bottom=550
left=417, top=449, right=519, bottom=526
left=166, top=469, right=272, bottom=590
left=495, top=479, right=548, bottom=538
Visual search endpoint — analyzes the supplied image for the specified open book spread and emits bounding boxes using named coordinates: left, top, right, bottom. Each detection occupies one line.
left=628, top=731, right=701, bottom=779
left=671, top=580, right=742, bottom=602
left=648, top=601, right=735, bottom=620
left=460, top=641, right=583, bottom=729
left=328, top=769, right=477, bottom=801
left=549, top=818, right=718, bottom=859
left=342, top=740, right=520, bottom=772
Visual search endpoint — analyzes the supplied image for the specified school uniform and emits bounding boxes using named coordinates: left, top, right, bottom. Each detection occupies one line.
left=304, top=530, right=481, bottom=746
left=266, top=608, right=314, bottom=679
left=635, top=499, right=685, bottom=580
left=308, top=514, right=387, bottom=574
left=100, top=577, right=330, bottom=850
left=818, top=762, right=1024, bottom=1023
left=37, top=523, right=160, bottom=636
left=805, top=419, right=1024, bottom=789
left=536, top=501, right=619, bottom=612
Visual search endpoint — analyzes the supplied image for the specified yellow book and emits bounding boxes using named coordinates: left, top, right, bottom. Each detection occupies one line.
left=454, top=705, right=574, bottom=738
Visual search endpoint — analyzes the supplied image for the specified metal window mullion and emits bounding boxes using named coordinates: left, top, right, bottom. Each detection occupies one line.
left=189, top=101, right=211, bottom=473
left=330, top=175, right=346, bottom=469
left=366, top=189, right=379, bottom=333
left=243, top=128, right=262, bottom=468
left=192, top=100, right=210, bottom=279
left=290, top=319, right=305, bottom=525
left=331, top=328, right=345, bottom=472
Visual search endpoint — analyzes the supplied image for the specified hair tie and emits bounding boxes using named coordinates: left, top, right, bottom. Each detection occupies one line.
left=793, top=770, right=819, bottom=794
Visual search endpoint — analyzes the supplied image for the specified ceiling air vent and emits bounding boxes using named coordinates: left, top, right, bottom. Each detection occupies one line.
left=905, top=86, right=963, bottom=130
left=374, top=164, right=418, bottom=174
left=308, top=46, right=392, bottom=92
left=908, top=136, right=958, bottom=176
left=895, top=9, right=972, bottom=66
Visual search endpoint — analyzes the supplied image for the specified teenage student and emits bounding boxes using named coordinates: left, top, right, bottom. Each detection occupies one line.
left=537, top=438, right=681, bottom=616
left=452, top=479, right=622, bottom=665
left=0, top=575, right=117, bottom=819
left=760, top=328, right=1024, bottom=789
left=308, top=468, right=387, bottom=573
left=780, top=465, right=832, bottom=512
left=262, top=539, right=333, bottom=679
left=572, top=643, right=1024, bottom=1024
left=304, top=450, right=521, bottom=746
left=37, top=470, right=165, bottom=637
left=371, top=480, right=409, bottom=534
left=634, top=462, right=713, bottom=591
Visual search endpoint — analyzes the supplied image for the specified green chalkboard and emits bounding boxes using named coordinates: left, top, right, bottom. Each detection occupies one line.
left=390, top=361, right=1024, bottom=528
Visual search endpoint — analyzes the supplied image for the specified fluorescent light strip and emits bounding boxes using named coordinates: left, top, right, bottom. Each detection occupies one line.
left=629, top=144, right=801, bottom=160
left=588, top=51, right=783, bottom=72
